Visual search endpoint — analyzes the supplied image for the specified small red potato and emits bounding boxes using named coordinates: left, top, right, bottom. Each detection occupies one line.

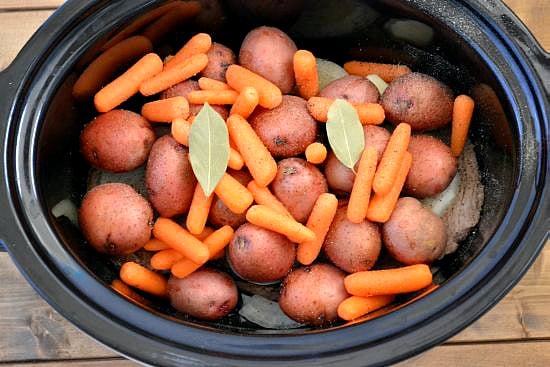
left=320, top=75, right=380, bottom=104
left=208, top=169, right=253, bottom=228
left=201, top=42, right=236, bottom=82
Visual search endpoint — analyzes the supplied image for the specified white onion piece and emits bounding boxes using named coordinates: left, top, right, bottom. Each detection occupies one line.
left=51, top=199, right=79, bottom=227
left=384, top=19, right=435, bottom=47
left=317, top=58, right=348, bottom=90
left=239, top=295, right=302, bottom=329
left=422, top=172, right=460, bottom=217
left=366, top=74, right=388, bottom=95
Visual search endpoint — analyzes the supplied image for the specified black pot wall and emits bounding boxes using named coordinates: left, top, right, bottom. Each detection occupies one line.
left=0, top=1, right=548, bottom=366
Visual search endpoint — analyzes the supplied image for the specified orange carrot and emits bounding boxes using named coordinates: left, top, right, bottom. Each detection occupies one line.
left=246, top=205, right=316, bottom=243
left=165, top=33, right=212, bottom=70
left=230, top=86, right=259, bottom=119
left=343, top=61, right=411, bottom=82
left=344, top=264, right=433, bottom=296
left=367, top=151, right=412, bottom=223
left=372, top=123, right=411, bottom=196
left=171, top=225, right=234, bottom=278
left=171, top=117, right=192, bottom=146
left=214, top=173, right=254, bottom=214
left=198, top=77, right=231, bottom=91
left=293, top=50, right=319, bottom=99
left=119, top=262, right=167, bottom=297
left=337, top=295, right=395, bottom=321
left=141, top=2, right=202, bottom=45
left=225, top=64, right=282, bottom=109
left=307, top=97, right=385, bottom=125
left=305, top=142, right=327, bottom=164
left=143, top=238, right=170, bottom=251
left=194, top=226, right=215, bottom=241
left=153, top=217, right=210, bottom=265
left=188, top=115, right=196, bottom=124
left=140, top=53, right=208, bottom=96
left=150, top=249, right=186, bottom=270
left=186, top=90, right=239, bottom=105
left=247, top=180, right=292, bottom=217
left=94, top=53, right=163, bottom=112
left=347, top=147, right=378, bottom=223
left=111, top=279, right=149, bottom=305
left=73, top=36, right=153, bottom=101
left=226, top=114, right=278, bottom=186
left=141, top=96, right=189, bottom=122
left=186, top=185, right=214, bottom=235
left=297, top=193, right=338, bottom=265
left=228, top=147, right=244, bottom=170
left=451, top=95, right=475, bottom=157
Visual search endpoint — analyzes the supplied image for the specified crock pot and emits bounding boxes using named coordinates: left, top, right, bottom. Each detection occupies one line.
left=0, top=0, right=548, bottom=366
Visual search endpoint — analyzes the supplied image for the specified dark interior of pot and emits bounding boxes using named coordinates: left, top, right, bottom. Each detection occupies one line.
left=36, top=0, right=517, bottom=334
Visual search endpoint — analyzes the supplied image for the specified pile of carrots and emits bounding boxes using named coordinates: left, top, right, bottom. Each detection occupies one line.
left=81, top=28, right=474, bottom=322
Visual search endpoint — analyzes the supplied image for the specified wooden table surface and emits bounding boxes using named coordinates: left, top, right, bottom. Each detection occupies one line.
left=0, top=1, right=548, bottom=366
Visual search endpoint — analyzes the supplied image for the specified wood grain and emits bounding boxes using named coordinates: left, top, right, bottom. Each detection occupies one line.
left=0, top=0, right=63, bottom=10
left=505, top=0, right=550, bottom=51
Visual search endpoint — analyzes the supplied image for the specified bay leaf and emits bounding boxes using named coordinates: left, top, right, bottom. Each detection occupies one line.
left=326, top=99, right=365, bottom=171
left=189, top=103, right=230, bottom=196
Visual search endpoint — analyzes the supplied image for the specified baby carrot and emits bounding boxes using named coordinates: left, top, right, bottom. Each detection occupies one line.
left=307, top=97, right=385, bottom=125
left=187, top=90, right=239, bottom=105
left=119, top=262, right=167, bottom=297
left=111, top=279, right=150, bottom=305
left=153, top=217, right=210, bottom=265
left=165, top=33, right=212, bottom=70
left=343, top=61, right=411, bottom=82
left=246, top=205, right=316, bottom=243
left=198, top=77, right=231, bottom=91
left=347, top=147, right=378, bottom=223
left=225, top=64, right=282, bottom=109
left=186, top=185, right=214, bottom=235
left=150, top=249, right=185, bottom=270
left=367, top=151, right=412, bottom=223
left=344, top=264, right=433, bottom=296
left=141, top=96, right=189, bottom=122
left=73, top=36, right=153, bottom=101
left=228, top=147, right=244, bottom=170
left=143, top=238, right=170, bottom=251
left=337, top=295, right=395, bottom=321
left=214, top=173, right=254, bottom=214
left=171, top=117, right=192, bottom=146
left=247, top=180, right=292, bottom=217
left=451, top=94, right=475, bottom=157
left=230, top=86, right=259, bottom=119
left=372, top=123, right=411, bottom=196
left=171, top=225, right=234, bottom=278
left=226, top=114, right=278, bottom=187
left=94, top=53, right=163, bottom=112
left=141, top=2, right=202, bottom=45
left=293, top=50, right=319, bottom=99
left=305, top=142, right=327, bottom=164
left=297, top=193, right=338, bottom=265
left=140, top=53, right=208, bottom=96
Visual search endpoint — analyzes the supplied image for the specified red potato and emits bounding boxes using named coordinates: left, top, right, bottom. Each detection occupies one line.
left=145, top=135, right=196, bottom=217
left=208, top=169, right=253, bottom=228
left=80, top=110, right=155, bottom=172
left=160, top=79, right=229, bottom=119
left=201, top=42, right=236, bottom=82
left=320, top=75, right=380, bottom=104
left=79, top=183, right=153, bottom=256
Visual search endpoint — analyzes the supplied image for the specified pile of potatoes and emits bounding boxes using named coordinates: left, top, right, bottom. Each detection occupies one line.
left=77, top=25, right=460, bottom=326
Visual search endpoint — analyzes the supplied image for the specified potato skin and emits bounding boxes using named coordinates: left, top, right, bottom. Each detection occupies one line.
left=324, top=126, right=390, bottom=194
left=201, top=42, right=236, bottom=82
left=239, top=26, right=297, bottom=94
left=80, top=110, right=155, bottom=172
left=160, top=79, right=228, bottom=119
left=79, top=183, right=152, bottom=256
left=279, top=264, right=348, bottom=326
left=320, top=75, right=379, bottom=104
left=381, top=72, right=454, bottom=131
left=167, top=268, right=238, bottom=320
left=145, top=135, right=196, bottom=217
left=208, top=169, right=252, bottom=228
left=382, top=197, right=447, bottom=264
left=324, top=205, right=381, bottom=273
left=405, top=135, right=458, bottom=198
left=251, top=95, right=317, bottom=158
left=271, top=158, right=328, bottom=223
left=228, top=223, right=296, bottom=283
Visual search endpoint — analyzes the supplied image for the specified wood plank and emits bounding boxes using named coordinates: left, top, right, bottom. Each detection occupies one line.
left=505, top=0, right=550, bottom=51
left=2, top=359, right=134, bottom=367
left=0, top=254, right=117, bottom=362
left=0, top=1, right=63, bottom=11
left=0, top=10, right=53, bottom=71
